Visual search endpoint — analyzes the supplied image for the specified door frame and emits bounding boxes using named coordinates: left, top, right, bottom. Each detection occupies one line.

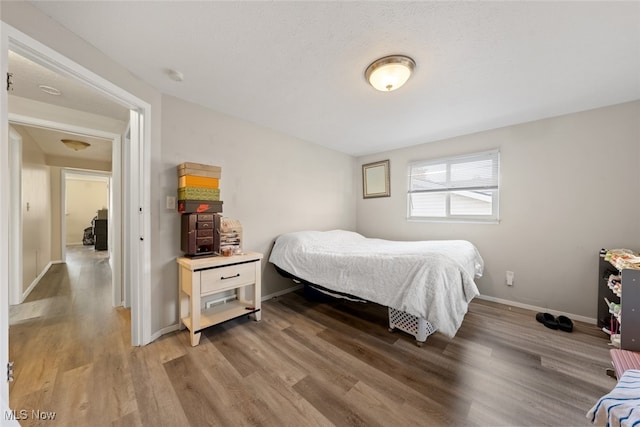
left=7, top=127, right=21, bottom=306
left=8, top=117, right=124, bottom=307
left=1, top=21, right=152, bottom=353
left=61, top=168, right=111, bottom=253
left=61, top=168, right=119, bottom=303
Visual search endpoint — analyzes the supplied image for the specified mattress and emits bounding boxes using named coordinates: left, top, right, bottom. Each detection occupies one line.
left=269, top=230, right=483, bottom=337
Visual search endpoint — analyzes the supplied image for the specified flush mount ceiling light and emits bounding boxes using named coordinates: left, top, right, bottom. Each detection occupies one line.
left=167, top=69, right=184, bottom=82
left=365, top=55, right=416, bottom=92
left=61, top=139, right=91, bottom=151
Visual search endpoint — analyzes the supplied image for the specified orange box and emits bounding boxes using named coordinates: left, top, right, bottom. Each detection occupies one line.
left=178, top=175, right=219, bottom=189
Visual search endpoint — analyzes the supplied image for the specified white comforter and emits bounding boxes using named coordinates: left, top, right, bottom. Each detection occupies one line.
left=269, top=230, right=483, bottom=338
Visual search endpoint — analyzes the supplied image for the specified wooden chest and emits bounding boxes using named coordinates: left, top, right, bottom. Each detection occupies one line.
left=181, top=213, right=221, bottom=257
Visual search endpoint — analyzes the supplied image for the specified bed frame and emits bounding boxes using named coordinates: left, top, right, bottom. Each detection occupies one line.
left=274, top=266, right=436, bottom=346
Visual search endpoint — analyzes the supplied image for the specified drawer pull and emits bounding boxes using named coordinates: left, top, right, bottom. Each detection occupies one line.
left=221, top=273, right=240, bottom=280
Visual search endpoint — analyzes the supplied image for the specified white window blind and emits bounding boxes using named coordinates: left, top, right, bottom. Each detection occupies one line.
left=407, top=149, right=500, bottom=222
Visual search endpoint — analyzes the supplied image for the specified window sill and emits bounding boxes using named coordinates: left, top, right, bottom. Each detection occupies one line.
left=407, top=217, right=500, bottom=224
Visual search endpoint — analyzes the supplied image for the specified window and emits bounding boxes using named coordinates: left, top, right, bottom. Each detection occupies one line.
left=407, top=149, right=500, bottom=222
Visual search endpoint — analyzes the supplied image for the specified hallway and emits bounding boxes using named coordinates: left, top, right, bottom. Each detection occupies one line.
left=9, top=246, right=131, bottom=425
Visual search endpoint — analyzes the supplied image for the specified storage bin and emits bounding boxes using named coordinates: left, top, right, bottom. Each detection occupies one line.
left=388, top=307, right=436, bottom=346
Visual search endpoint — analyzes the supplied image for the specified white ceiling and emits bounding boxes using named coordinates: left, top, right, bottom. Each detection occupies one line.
left=26, top=1, right=640, bottom=156
left=8, top=51, right=129, bottom=122
left=8, top=51, right=127, bottom=163
left=12, top=123, right=114, bottom=162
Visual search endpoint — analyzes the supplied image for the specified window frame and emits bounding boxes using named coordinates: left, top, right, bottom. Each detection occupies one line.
left=407, top=149, right=500, bottom=223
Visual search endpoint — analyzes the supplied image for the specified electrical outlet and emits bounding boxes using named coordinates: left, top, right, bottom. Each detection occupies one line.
left=506, top=271, right=514, bottom=286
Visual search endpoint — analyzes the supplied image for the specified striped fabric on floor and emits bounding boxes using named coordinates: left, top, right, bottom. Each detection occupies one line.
left=587, top=369, right=640, bottom=426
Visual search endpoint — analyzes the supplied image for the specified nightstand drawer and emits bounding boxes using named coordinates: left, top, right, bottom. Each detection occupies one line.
left=200, top=262, right=256, bottom=294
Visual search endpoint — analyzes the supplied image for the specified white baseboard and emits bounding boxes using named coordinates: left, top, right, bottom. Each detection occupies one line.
left=21, top=261, right=54, bottom=302
left=260, top=283, right=599, bottom=326
left=476, top=294, right=597, bottom=325
left=270, top=285, right=598, bottom=325
left=149, top=324, right=181, bottom=343
left=262, top=284, right=303, bottom=301
left=155, top=285, right=597, bottom=345
left=258, top=286, right=599, bottom=326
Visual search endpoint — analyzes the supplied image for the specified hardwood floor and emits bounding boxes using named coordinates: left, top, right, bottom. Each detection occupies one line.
left=9, top=246, right=615, bottom=426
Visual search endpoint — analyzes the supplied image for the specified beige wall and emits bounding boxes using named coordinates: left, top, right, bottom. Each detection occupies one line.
left=65, top=179, right=108, bottom=245
left=15, top=126, right=53, bottom=296
left=157, top=95, right=356, bottom=329
left=21, top=164, right=51, bottom=294
left=356, top=101, right=640, bottom=319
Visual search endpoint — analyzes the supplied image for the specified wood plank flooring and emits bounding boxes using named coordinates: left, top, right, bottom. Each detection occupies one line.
left=9, top=245, right=615, bottom=426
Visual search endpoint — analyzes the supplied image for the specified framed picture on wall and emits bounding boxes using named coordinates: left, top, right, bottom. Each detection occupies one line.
left=362, top=160, right=390, bottom=198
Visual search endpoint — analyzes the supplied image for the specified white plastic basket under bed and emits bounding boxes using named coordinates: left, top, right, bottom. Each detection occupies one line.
left=388, top=307, right=436, bottom=346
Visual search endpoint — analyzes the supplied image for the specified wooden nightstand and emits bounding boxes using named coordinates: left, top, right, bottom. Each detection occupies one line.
left=177, top=252, right=263, bottom=346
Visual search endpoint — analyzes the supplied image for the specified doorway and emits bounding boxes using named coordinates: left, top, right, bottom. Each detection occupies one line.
left=63, top=170, right=110, bottom=256
left=1, top=23, right=153, bottom=414
left=7, top=117, right=124, bottom=309
left=2, top=22, right=151, bottom=345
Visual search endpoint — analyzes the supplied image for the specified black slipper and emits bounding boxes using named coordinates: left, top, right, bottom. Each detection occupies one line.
left=536, top=312, right=559, bottom=330
left=557, top=315, right=573, bottom=332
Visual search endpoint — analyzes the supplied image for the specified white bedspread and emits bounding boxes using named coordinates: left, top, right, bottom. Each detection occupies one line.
left=269, top=230, right=483, bottom=338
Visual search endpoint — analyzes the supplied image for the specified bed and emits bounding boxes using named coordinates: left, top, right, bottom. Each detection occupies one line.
left=269, top=230, right=483, bottom=344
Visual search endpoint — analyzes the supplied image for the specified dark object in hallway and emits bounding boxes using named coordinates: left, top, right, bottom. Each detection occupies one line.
left=82, top=226, right=94, bottom=246
left=94, top=218, right=108, bottom=250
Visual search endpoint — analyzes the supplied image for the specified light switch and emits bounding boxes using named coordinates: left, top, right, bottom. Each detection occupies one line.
left=166, top=196, right=176, bottom=210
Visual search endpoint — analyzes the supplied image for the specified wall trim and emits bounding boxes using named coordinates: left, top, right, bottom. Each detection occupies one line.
left=20, top=261, right=53, bottom=303
left=476, top=294, right=597, bottom=325
left=262, top=284, right=303, bottom=301
left=149, top=324, right=181, bottom=343
left=259, top=284, right=600, bottom=324
left=257, top=286, right=600, bottom=326
left=157, top=287, right=599, bottom=342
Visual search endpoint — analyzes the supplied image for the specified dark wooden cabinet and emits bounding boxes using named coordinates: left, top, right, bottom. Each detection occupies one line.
left=94, top=219, right=108, bottom=251
left=181, top=213, right=220, bottom=257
